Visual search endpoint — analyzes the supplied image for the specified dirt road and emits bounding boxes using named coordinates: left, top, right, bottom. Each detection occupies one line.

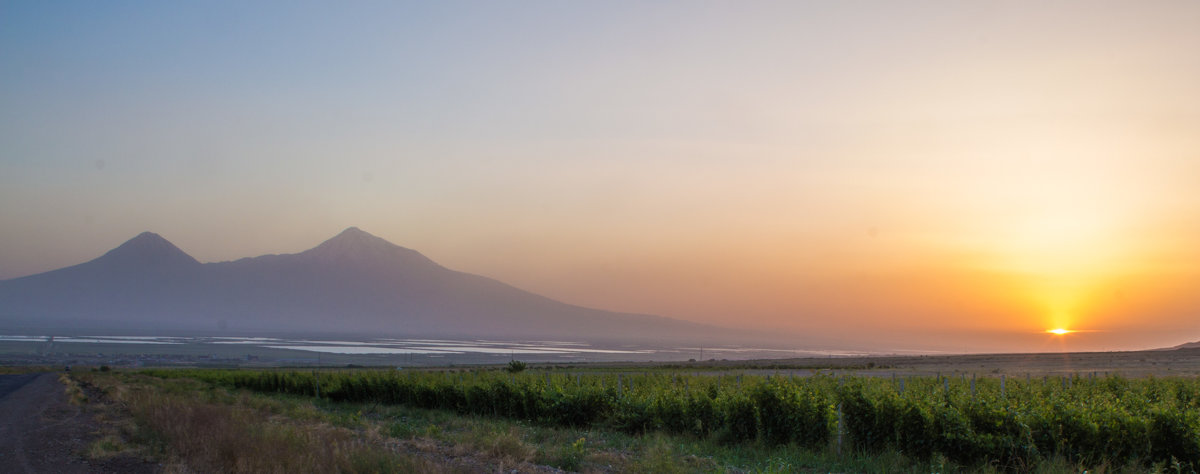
left=0, top=372, right=155, bottom=473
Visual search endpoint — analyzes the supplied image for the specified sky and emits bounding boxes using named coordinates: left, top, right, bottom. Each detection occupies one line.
left=2, top=1, right=1199, bottom=353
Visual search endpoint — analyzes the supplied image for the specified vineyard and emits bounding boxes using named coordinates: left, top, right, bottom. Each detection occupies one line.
left=143, top=368, right=1200, bottom=470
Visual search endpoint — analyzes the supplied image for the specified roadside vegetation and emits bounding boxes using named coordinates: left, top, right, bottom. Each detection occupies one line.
left=68, top=371, right=460, bottom=473
left=66, top=366, right=1200, bottom=472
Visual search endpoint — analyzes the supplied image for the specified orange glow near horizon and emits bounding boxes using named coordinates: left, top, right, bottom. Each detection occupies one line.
left=3, top=1, right=1200, bottom=355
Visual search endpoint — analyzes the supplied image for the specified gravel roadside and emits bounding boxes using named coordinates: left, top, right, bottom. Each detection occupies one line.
left=0, top=372, right=158, bottom=474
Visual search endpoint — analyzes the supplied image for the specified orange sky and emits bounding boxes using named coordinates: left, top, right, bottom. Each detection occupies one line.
left=2, top=2, right=1199, bottom=352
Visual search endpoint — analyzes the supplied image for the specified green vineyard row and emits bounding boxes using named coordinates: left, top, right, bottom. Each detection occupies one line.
left=141, top=368, right=1200, bottom=469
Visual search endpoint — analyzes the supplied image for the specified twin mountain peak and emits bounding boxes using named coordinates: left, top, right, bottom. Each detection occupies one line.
left=0, top=227, right=719, bottom=341
left=101, top=227, right=418, bottom=268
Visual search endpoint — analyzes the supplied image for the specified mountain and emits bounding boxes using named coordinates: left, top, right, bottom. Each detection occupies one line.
left=1162, top=341, right=1200, bottom=350
left=93, top=231, right=202, bottom=271
left=0, top=227, right=721, bottom=342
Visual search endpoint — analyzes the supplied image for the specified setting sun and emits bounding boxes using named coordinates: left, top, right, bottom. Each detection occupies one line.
left=1047, top=328, right=1073, bottom=335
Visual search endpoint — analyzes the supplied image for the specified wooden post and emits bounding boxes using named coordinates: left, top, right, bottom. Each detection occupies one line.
left=836, top=404, right=844, bottom=456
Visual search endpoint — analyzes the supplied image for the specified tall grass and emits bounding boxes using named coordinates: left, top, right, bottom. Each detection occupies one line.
left=75, top=373, right=454, bottom=473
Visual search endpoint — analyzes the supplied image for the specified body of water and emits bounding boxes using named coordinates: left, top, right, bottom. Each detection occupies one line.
left=0, top=334, right=877, bottom=364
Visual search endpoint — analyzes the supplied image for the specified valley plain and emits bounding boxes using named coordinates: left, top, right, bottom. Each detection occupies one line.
left=5, top=334, right=1200, bottom=378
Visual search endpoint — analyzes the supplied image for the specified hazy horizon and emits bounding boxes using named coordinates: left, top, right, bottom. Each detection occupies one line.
left=3, top=1, right=1199, bottom=353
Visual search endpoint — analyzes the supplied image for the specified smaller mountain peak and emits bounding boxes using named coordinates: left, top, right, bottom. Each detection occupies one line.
left=336, top=226, right=370, bottom=237
left=129, top=231, right=170, bottom=244
left=97, top=231, right=200, bottom=268
left=324, top=226, right=390, bottom=246
left=116, top=231, right=178, bottom=251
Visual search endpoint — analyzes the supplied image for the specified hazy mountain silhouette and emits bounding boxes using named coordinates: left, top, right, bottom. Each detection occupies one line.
left=1163, top=341, right=1200, bottom=350
left=0, top=227, right=719, bottom=341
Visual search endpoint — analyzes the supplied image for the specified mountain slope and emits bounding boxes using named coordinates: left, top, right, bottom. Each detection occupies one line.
left=0, top=232, right=204, bottom=325
left=1163, top=341, right=1200, bottom=350
left=0, top=228, right=715, bottom=341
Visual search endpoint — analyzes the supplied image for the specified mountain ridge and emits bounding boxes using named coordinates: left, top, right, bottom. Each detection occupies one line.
left=1163, top=341, right=1200, bottom=350
left=0, top=227, right=732, bottom=343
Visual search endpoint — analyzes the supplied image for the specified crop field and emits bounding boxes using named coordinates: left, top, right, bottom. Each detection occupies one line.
left=141, top=367, right=1200, bottom=471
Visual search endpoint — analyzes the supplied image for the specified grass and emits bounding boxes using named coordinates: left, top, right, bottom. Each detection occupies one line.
left=72, top=371, right=459, bottom=473
left=86, top=434, right=137, bottom=460
left=70, top=369, right=1189, bottom=473
left=59, top=372, right=89, bottom=404
left=281, top=385, right=989, bottom=473
left=329, top=396, right=1198, bottom=473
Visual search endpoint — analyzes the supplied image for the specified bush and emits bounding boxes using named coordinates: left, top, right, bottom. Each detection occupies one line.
left=505, top=360, right=527, bottom=373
